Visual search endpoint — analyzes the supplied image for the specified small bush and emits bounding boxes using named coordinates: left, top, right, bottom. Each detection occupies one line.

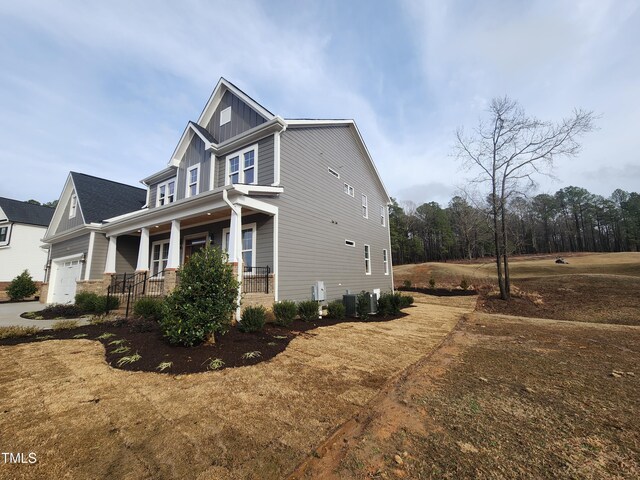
left=403, top=279, right=412, bottom=288
left=133, top=297, right=164, bottom=320
left=0, top=326, right=40, bottom=339
left=298, top=300, right=319, bottom=322
left=40, top=303, right=82, bottom=318
left=399, top=294, right=414, bottom=309
left=6, top=270, right=38, bottom=301
left=129, top=318, right=156, bottom=333
left=238, top=306, right=267, bottom=332
left=428, top=277, right=436, bottom=289
left=356, top=291, right=369, bottom=320
left=93, top=295, right=119, bottom=314
left=327, top=300, right=345, bottom=320
left=75, top=292, right=99, bottom=312
left=272, top=300, right=297, bottom=327
left=460, top=277, right=469, bottom=290
left=377, top=293, right=394, bottom=316
left=52, top=319, right=79, bottom=330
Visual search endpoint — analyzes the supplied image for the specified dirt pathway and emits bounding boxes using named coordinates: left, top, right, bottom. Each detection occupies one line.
left=0, top=294, right=474, bottom=480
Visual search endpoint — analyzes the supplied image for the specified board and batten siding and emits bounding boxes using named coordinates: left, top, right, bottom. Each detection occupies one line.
left=176, top=134, right=210, bottom=200
left=215, top=134, right=275, bottom=188
left=50, top=234, right=91, bottom=279
left=55, top=190, right=84, bottom=234
left=273, top=125, right=392, bottom=302
left=206, top=90, right=267, bottom=143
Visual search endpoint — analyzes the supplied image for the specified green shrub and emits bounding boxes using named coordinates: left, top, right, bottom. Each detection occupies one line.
left=272, top=300, right=297, bottom=327
left=399, top=294, right=414, bottom=309
left=93, top=295, right=119, bottom=314
left=377, top=293, right=394, bottom=316
left=327, top=300, right=345, bottom=320
left=75, top=292, right=99, bottom=312
left=40, top=303, right=83, bottom=318
left=428, top=277, right=436, bottom=289
left=356, top=291, right=369, bottom=320
left=133, top=297, right=164, bottom=320
left=298, top=300, right=319, bottom=322
left=238, top=306, right=267, bottom=332
left=161, top=245, right=239, bottom=346
left=6, top=270, right=38, bottom=301
left=403, top=279, right=412, bottom=288
left=460, top=277, right=469, bottom=290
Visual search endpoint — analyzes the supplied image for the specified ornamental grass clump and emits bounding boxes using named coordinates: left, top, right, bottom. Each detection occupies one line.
left=160, top=245, right=239, bottom=346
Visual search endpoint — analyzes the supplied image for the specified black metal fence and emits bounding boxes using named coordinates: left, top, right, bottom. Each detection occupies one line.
left=242, top=266, right=270, bottom=294
left=107, top=270, right=165, bottom=317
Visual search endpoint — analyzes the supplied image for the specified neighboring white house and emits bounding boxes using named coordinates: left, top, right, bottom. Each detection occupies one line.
left=0, top=197, right=54, bottom=282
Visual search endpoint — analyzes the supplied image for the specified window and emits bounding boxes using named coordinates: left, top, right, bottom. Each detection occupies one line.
left=186, top=165, right=199, bottom=197
left=220, top=106, right=231, bottom=126
left=226, top=145, right=258, bottom=185
left=380, top=205, right=386, bottom=226
left=151, top=241, right=170, bottom=276
left=345, top=239, right=355, bottom=247
left=364, top=245, right=371, bottom=275
left=362, top=194, right=368, bottom=218
left=0, top=225, right=9, bottom=246
left=344, top=183, right=354, bottom=197
left=223, top=223, right=257, bottom=269
left=328, top=167, right=340, bottom=179
left=383, top=249, right=389, bottom=275
left=69, top=194, right=77, bottom=219
left=156, top=178, right=176, bottom=206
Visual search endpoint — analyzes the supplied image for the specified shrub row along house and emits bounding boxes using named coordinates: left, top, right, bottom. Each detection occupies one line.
left=41, top=78, right=393, bottom=316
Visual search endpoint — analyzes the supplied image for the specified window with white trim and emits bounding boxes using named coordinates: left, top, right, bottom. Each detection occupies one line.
left=226, top=144, right=258, bottom=185
left=151, top=241, right=170, bottom=276
left=156, top=178, right=176, bottom=206
left=328, top=167, right=340, bottom=179
left=345, top=239, right=355, bottom=247
left=362, top=194, right=368, bottom=218
left=383, top=249, right=389, bottom=275
left=186, top=165, right=199, bottom=197
left=0, top=225, right=10, bottom=246
left=222, top=223, right=257, bottom=269
left=364, top=244, right=371, bottom=275
left=220, top=106, right=231, bottom=126
left=380, top=205, right=386, bottom=226
left=344, top=183, right=354, bottom=197
left=69, top=194, right=77, bottom=219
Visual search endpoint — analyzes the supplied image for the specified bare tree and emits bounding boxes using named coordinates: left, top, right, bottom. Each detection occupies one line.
left=455, top=96, right=595, bottom=299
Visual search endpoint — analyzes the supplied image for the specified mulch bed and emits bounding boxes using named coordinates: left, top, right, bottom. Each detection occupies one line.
left=0, top=313, right=408, bottom=374
left=397, top=286, right=477, bottom=297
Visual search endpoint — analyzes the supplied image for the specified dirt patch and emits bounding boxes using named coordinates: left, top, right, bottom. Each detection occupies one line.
left=478, top=274, right=640, bottom=325
left=299, top=313, right=640, bottom=479
left=0, top=314, right=408, bottom=374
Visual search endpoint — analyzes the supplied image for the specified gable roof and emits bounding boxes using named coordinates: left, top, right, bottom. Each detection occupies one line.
left=0, top=197, right=54, bottom=226
left=70, top=172, right=147, bottom=223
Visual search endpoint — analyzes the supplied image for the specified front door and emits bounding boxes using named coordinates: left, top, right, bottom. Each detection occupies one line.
left=183, top=235, right=208, bottom=264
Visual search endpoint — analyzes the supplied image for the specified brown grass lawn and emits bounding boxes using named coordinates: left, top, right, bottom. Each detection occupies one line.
left=0, top=295, right=471, bottom=480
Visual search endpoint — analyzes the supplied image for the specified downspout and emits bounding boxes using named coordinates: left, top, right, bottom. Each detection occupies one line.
left=223, top=188, right=243, bottom=322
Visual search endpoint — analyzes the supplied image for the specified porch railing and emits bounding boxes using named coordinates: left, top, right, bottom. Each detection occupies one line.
left=243, top=266, right=270, bottom=294
left=107, top=270, right=165, bottom=317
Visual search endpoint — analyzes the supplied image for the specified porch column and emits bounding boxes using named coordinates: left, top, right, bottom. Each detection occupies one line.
left=104, top=235, right=117, bottom=274
left=167, top=220, right=181, bottom=270
left=136, top=227, right=150, bottom=271
left=228, top=205, right=243, bottom=322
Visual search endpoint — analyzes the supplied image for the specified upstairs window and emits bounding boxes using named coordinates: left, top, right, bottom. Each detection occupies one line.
left=186, top=165, right=199, bottom=198
left=226, top=145, right=258, bottom=185
left=69, top=194, right=77, bottom=219
left=362, top=194, right=368, bottom=218
left=364, top=244, right=371, bottom=275
left=157, top=178, right=176, bottom=206
left=344, top=183, right=354, bottom=197
left=380, top=205, right=386, bottom=226
left=383, top=249, right=389, bottom=275
left=0, top=225, right=9, bottom=246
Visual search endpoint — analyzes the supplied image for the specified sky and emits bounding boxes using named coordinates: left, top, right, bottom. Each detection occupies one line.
left=1, top=0, right=639, bottom=207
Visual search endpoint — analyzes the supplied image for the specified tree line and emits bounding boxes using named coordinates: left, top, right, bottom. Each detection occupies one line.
left=390, top=186, right=640, bottom=265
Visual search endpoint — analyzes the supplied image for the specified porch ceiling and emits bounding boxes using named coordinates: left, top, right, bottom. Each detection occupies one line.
left=135, top=208, right=259, bottom=235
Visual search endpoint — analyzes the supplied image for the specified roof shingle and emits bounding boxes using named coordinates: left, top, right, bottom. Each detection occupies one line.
left=0, top=197, right=54, bottom=226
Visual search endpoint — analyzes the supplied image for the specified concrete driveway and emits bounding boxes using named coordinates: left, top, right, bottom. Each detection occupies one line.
left=0, top=301, right=88, bottom=329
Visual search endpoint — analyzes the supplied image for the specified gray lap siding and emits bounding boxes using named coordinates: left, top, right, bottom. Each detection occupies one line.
left=50, top=234, right=91, bottom=279
left=274, top=126, right=392, bottom=302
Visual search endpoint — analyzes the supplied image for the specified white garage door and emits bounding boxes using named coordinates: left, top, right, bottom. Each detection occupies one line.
left=51, top=259, right=83, bottom=304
